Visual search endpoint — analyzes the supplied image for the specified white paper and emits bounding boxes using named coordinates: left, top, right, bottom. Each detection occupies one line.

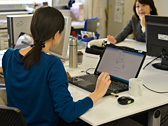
left=116, top=0, right=124, bottom=6
left=82, top=53, right=100, bottom=72
left=114, top=6, right=123, bottom=23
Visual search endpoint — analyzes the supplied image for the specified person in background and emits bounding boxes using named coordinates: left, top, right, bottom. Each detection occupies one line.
left=2, top=7, right=111, bottom=126
left=107, top=0, right=158, bottom=44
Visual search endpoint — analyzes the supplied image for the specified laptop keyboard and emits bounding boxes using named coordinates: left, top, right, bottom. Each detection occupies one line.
left=78, top=74, right=128, bottom=92
left=79, top=74, right=97, bottom=84
left=109, top=81, right=128, bottom=92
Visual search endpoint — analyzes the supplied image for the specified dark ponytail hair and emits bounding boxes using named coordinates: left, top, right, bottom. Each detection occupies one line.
left=22, top=7, right=65, bottom=70
left=133, top=0, right=158, bottom=19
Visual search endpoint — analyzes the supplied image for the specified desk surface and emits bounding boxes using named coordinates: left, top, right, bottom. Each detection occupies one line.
left=71, top=21, right=84, bottom=29
left=66, top=39, right=168, bottom=126
left=1, top=39, right=168, bottom=125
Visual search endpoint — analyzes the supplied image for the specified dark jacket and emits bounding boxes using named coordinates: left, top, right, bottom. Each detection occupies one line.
left=115, top=15, right=146, bottom=43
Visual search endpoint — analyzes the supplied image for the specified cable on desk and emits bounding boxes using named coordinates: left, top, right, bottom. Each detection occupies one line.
left=81, top=70, right=90, bottom=74
left=81, top=68, right=95, bottom=74
left=143, top=84, right=168, bottom=93
left=143, top=83, right=168, bottom=125
left=143, top=54, right=161, bottom=70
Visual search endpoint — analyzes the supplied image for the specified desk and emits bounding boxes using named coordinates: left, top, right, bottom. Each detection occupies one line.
left=1, top=39, right=168, bottom=125
left=71, top=21, right=84, bottom=35
left=66, top=39, right=168, bottom=126
left=71, top=21, right=84, bottom=29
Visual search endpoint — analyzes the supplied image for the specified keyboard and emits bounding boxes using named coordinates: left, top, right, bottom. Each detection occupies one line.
left=77, top=74, right=128, bottom=92
left=69, top=74, right=129, bottom=94
left=109, top=81, right=128, bottom=92
left=78, top=74, right=98, bottom=84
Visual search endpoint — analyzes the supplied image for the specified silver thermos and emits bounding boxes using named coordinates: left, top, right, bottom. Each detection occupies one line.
left=69, top=38, right=78, bottom=68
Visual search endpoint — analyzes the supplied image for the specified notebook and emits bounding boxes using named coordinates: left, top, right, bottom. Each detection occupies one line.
left=68, top=44, right=146, bottom=95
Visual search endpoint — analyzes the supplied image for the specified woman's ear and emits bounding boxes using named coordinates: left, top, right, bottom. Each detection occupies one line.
left=53, top=31, right=60, bottom=40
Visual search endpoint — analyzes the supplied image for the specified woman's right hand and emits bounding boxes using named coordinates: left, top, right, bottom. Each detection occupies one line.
left=107, top=35, right=117, bottom=44
left=89, top=72, right=111, bottom=105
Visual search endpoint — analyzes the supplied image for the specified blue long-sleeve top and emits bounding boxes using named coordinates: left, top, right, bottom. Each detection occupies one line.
left=2, top=48, right=93, bottom=126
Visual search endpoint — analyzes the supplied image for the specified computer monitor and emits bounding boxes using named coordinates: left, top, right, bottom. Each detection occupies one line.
left=7, top=14, right=71, bottom=59
left=7, top=14, right=33, bottom=48
left=145, top=15, right=168, bottom=70
left=52, top=0, right=69, bottom=7
left=47, top=16, right=72, bottom=59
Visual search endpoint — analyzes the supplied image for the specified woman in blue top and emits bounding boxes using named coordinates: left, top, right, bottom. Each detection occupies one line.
left=2, top=7, right=111, bottom=126
left=107, top=0, right=158, bottom=44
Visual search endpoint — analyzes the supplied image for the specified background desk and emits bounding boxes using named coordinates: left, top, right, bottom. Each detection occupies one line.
left=71, top=21, right=84, bottom=29
left=66, top=39, right=168, bottom=126
left=71, top=21, right=84, bottom=35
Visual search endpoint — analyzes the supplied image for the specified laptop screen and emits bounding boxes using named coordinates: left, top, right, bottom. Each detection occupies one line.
left=96, top=45, right=146, bottom=83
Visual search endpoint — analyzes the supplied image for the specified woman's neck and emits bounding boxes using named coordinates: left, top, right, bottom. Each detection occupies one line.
left=19, top=39, right=52, bottom=55
left=42, top=40, right=51, bottom=54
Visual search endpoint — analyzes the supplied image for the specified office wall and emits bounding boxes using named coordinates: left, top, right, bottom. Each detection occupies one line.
left=153, top=0, right=168, bottom=16
left=107, top=0, right=134, bottom=36
left=108, top=0, right=168, bottom=37
left=96, top=0, right=108, bottom=38
left=76, top=0, right=108, bottom=38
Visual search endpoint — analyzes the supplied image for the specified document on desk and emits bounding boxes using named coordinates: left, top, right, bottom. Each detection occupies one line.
left=83, top=53, right=100, bottom=71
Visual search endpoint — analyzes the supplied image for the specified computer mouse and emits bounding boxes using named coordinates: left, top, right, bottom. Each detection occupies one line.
left=117, top=96, right=134, bottom=105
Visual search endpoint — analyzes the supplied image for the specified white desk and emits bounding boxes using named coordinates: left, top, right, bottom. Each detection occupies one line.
left=66, top=39, right=168, bottom=126
left=71, top=21, right=84, bottom=29
left=1, top=39, right=168, bottom=125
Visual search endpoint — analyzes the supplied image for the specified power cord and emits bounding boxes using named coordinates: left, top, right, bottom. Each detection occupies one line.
left=143, top=54, right=162, bottom=70
left=143, top=84, right=168, bottom=93
left=143, top=83, right=168, bottom=125
left=81, top=68, right=95, bottom=74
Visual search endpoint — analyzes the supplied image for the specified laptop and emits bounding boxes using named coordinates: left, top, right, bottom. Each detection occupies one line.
left=68, top=44, right=146, bottom=95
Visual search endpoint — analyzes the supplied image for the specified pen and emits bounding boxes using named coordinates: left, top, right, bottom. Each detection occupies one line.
left=110, top=92, right=119, bottom=97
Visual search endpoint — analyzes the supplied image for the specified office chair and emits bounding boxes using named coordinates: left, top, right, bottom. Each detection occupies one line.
left=83, top=17, right=98, bottom=33
left=0, top=105, right=27, bottom=126
left=80, top=17, right=99, bottom=43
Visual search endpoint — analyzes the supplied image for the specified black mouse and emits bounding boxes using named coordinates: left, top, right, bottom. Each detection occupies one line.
left=117, top=96, right=134, bottom=105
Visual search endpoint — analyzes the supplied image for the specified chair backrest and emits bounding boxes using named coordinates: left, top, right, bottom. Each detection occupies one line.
left=83, top=17, right=98, bottom=33
left=0, top=105, right=27, bottom=126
